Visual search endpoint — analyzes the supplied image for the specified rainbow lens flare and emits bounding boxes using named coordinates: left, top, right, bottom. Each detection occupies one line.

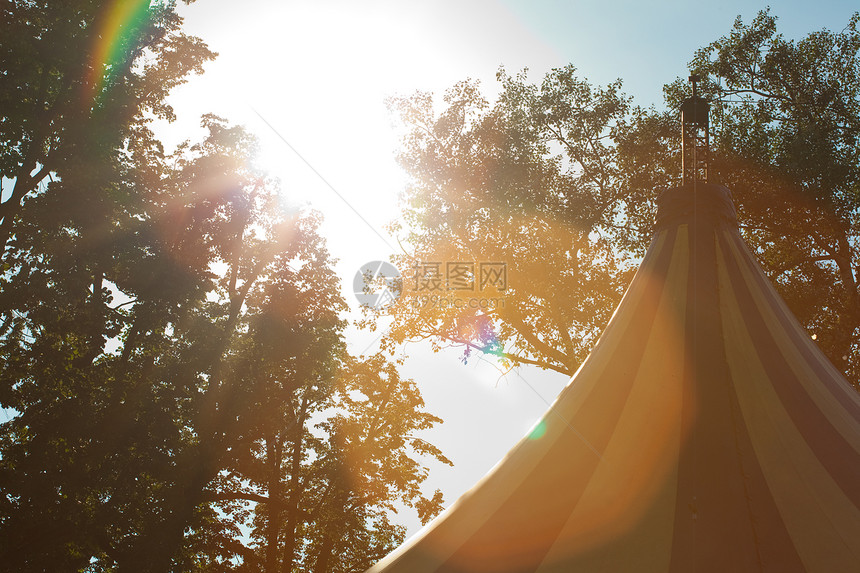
left=86, top=0, right=153, bottom=104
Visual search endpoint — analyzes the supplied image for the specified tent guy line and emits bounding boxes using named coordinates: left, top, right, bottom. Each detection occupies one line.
left=251, top=107, right=396, bottom=252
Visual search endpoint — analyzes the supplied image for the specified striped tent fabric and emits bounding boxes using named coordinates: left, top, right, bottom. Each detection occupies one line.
left=368, top=183, right=860, bottom=573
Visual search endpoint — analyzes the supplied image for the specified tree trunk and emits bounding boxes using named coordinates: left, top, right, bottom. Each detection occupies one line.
left=282, top=395, right=309, bottom=572
left=265, top=435, right=283, bottom=573
left=312, top=529, right=336, bottom=573
left=832, top=232, right=859, bottom=382
left=312, top=484, right=349, bottom=573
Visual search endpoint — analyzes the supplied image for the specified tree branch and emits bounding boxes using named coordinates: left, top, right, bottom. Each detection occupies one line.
left=202, top=490, right=271, bottom=505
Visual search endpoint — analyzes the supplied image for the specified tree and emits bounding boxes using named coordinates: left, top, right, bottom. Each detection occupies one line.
left=220, top=354, right=449, bottom=573
left=381, top=68, right=641, bottom=377
left=304, top=355, right=449, bottom=573
left=0, top=108, right=302, bottom=569
left=677, top=9, right=860, bottom=387
left=1, top=109, right=449, bottom=571
left=383, top=12, right=860, bottom=389
left=0, top=0, right=215, bottom=252
left=1, top=3, right=449, bottom=571
left=0, top=1, right=216, bottom=569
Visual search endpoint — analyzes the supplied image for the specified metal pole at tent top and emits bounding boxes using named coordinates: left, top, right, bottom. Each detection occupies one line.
left=681, top=74, right=710, bottom=186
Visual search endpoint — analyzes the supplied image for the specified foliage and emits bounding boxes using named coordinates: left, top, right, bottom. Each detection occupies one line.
left=0, top=2, right=448, bottom=571
left=678, top=9, right=860, bottom=386
left=384, top=12, right=860, bottom=389
left=381, top=67, right=642, bottom=376
left=220, top=354, right=450, bottom=573
left=0, top=0, right=215, bottom=251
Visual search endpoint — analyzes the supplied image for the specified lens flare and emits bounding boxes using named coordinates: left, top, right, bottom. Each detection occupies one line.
left=85, top=0, right=153, bottom=104
left=457, top=312, right=503, bottom=364
left=527, top=420, right=547, bottom=440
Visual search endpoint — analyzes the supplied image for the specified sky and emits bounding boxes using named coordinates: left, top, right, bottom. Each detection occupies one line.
left=159, top=0, right=860, bottom=537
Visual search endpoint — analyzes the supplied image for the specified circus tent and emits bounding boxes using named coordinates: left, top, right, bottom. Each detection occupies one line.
left=367, top=182, right=860, bottom=573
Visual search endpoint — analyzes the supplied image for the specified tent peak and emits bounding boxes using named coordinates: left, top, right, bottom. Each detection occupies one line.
left=656, top=182, right=737, bottom=230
